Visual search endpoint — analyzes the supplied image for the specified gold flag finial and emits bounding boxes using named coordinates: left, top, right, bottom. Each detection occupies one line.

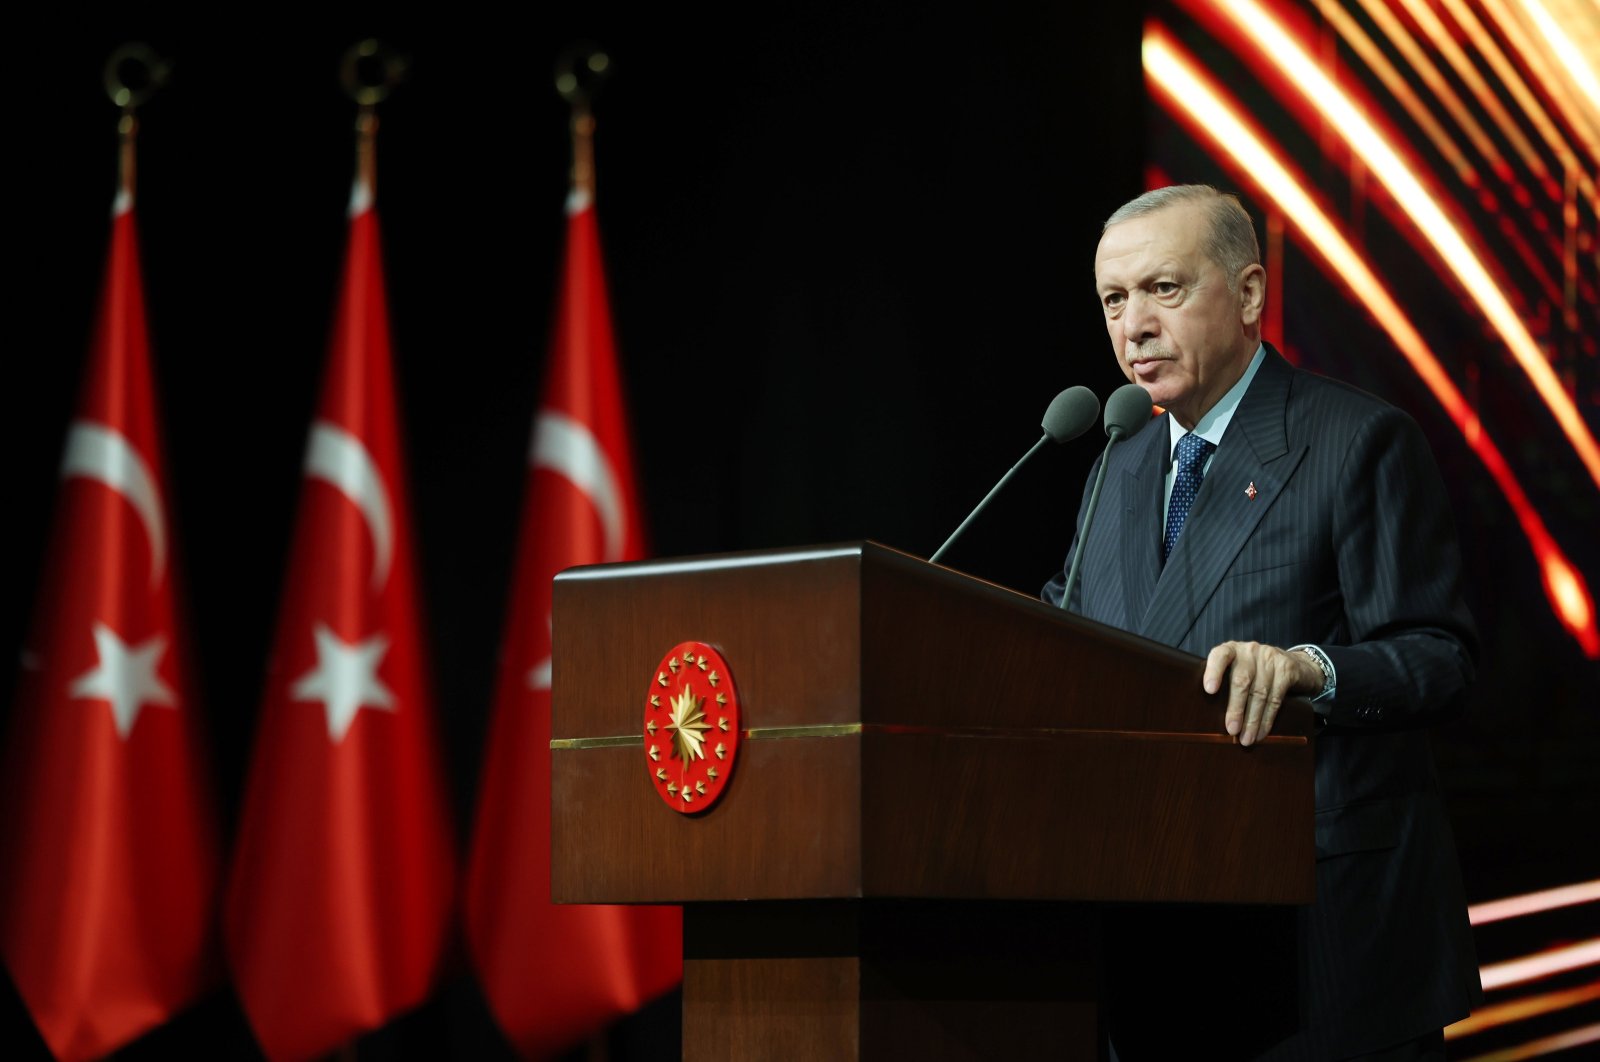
left=340, top=39, right=409, bottom=208
left=103, top=42, right=170, bottom=212
left=555, top=42, right=611, bottom=202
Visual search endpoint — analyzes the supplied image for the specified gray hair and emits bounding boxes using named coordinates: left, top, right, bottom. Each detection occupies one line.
left=1104, top=185, right=1261, bottom=291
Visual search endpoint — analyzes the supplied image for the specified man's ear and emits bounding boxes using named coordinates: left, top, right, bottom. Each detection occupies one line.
left=1238, top=263, right=1267, bottom=326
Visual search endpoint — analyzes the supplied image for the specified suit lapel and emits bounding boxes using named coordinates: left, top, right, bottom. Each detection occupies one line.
left=1118, top=415, right=1168, bottom=627
left=1138, top=349, right=1307, bottom=648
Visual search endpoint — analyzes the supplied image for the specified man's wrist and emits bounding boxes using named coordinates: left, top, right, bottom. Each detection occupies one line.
left=1289, top=644, right=1336, bottom=702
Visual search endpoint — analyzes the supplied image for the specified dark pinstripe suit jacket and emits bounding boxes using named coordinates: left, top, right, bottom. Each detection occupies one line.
left=1043, top=347, right=1482, bottom=1058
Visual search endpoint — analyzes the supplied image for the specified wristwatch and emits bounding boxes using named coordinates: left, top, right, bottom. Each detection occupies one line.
left=1290, top=643, right=1336, bottom=701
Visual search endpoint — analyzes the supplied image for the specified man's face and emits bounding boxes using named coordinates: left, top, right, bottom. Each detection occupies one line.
left=1094, top=201, right=1260, bottom=429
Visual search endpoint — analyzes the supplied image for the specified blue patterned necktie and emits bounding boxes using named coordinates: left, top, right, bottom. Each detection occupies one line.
left=1164, top=432, right=1215, bottom=564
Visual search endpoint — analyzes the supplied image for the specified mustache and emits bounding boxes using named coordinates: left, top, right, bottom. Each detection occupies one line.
left=1126, top=345, right=1173, bottom=363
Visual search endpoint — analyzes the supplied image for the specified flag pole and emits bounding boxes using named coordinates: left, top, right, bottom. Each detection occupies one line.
left=102, top=42, right=169, bottom=211
left=355, top=103, right=376, bottom=200
left=560, top=43, right=623, bottom=1062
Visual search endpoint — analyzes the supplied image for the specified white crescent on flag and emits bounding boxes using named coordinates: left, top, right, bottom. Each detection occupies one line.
left=61, top=420, right=167, bottom=587
left=305, top=421, right=395, bottom=591
left=526, top=411, right=626, bottom=692
left=531, top=411, right=626, bottom=563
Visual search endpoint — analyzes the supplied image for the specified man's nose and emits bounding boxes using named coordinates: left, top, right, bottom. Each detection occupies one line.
left=1121, top=293, right=1158, bottom=343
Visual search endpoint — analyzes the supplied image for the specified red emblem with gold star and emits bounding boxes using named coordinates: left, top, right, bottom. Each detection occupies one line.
left=644, top=641, right=740, bottom=813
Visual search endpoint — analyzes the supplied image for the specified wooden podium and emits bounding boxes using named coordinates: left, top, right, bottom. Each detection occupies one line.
left=550, top=541, right=1313, bottom=1059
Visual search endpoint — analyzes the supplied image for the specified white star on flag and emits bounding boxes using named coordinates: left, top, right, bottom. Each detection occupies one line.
left=69, top=622, right=177, bottom=738
left=291, top=623, right=396, bottom=742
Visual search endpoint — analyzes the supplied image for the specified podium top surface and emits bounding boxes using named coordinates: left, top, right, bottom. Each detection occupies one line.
left=552, top=538, right=1313, bottom=741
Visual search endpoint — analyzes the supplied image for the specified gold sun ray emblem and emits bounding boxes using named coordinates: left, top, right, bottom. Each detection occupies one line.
left=667, top=684, right=711, bottom=763
left=644, top=641, right=740, bottom=814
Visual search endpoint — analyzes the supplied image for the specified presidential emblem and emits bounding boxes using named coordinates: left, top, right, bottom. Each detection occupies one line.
left=644, top=641, right=740, bottom=813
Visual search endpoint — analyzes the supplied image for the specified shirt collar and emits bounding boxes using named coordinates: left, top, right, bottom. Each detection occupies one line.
left=1168, top=343, right=1266, bottom=457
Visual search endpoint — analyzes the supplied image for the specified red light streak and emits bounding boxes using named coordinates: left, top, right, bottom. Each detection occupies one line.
left=1445, top=979, right=1600, bottom=1037
left=1315, top=0, right=1572, bottom=308
left=1498, top=0, right=1600, bottom=162
left=1469, top=879, right=1600, bottom=925
left=1398, top=0, right=1562, bottom=201
left=1143, top=25, right=1600, bottom=657
left=1349, top=0, right=1519, bottom=182
left=1453, top=1022, right=1600, bottom=1060
left=1479, top=939, right=1600, bottom=991
left=1204, top=0, right=1600, bottom=497
left=1440, top=0, right=1599, bottom=204
left=1317, top=0, right=1484, bottom=189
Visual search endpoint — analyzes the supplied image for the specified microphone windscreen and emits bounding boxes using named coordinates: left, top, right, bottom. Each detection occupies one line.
left=1104, top=383, right=1155, bottom=438
left=1041, top=385, right=1100, bottom=443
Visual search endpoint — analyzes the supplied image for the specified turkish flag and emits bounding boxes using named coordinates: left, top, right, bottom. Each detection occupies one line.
left=464, top=186, right=682, bottom=1058
left=0, top=202, right=220, bottom=1059
left=223, top=184, right=455, bottom=1062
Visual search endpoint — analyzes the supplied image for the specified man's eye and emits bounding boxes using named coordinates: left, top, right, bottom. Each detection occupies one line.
left=1154, top=282, right=1179, bottom=295
left=1103, top=293, right=1124, bottom=309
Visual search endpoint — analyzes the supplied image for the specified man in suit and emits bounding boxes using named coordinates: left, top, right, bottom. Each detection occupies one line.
left=1043, top=185, right=1481, bottom=1059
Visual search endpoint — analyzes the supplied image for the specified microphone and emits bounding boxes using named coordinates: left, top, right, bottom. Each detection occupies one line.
left=1058, top=383, right=1154, bottom=609
left=1102, top=382, right=1156, bottom=440
left=929, top=385, right=1099, bottom=565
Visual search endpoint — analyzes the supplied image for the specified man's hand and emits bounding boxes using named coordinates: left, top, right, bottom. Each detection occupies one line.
left=1202, top=641, right=1324, bottom=747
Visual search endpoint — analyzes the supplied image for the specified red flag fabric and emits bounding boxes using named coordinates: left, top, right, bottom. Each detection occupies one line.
left=223, top=180, right=455, bottom=1062
left=0, top=200, right=220, bottom=1060
left=464, top=185, right=682, bottom=1058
